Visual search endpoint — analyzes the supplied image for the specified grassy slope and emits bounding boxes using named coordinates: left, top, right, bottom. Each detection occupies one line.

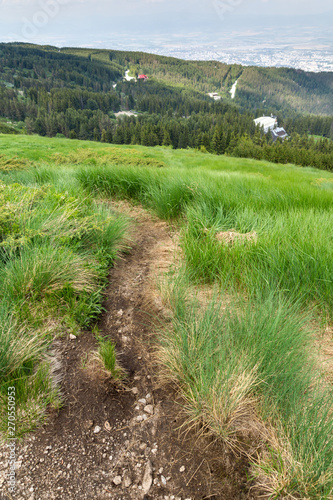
left=1, top=134, right=333, bottom=497
left=2, top=133, right=332, bottom=179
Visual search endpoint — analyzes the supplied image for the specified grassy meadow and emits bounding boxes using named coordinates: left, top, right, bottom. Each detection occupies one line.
left=1, top=134, right=333, bottom=498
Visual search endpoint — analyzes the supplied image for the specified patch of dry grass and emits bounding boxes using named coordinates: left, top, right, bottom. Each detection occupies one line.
left=0, top=154, right=30, bottom=172
left=51, top=147, right=166, bottom=168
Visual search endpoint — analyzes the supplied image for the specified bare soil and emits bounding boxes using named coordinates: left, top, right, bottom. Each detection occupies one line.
left=1, top=203, right=253, bottom=500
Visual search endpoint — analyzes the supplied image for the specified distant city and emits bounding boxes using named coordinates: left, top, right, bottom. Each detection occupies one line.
left=75, top=24, right=333, bottom=73
left=149, top=46, right=333, bottom=73
left=3, top=20, right=333, bottom=73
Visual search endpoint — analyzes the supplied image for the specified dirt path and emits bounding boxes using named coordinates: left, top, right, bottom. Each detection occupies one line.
left=2, top=204, right=251, bottom=500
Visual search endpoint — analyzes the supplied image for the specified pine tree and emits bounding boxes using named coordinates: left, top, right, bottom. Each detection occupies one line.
left=105, top=128, right=113, bottom=143
left=123, top=126, right=132, bottom=144
left=201, top=132, right=211, bottom=151
left=101, top=129, right=107, bottom=143
left=162, top=129, right=172, bottom=146
left=114, top=127, right=124, bottom=144
left=220, top=133, right=227, bottom=154
left=148, top=132, right=159, bottom=146
left=211, top=128, right=221, bottom=154
left=141, top=128, right=150, bottom=147
left=93, top=127, right=100, bottom=141
left=226, top=132, right=239, bottom=154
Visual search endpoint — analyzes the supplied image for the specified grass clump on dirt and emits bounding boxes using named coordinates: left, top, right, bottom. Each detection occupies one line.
left=90, top=333, right=127, bottom=381
left=0, top=180, right=130, bottom=437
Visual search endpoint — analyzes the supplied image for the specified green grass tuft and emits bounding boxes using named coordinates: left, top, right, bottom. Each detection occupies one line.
left=93, top=335, right=126, bottom=381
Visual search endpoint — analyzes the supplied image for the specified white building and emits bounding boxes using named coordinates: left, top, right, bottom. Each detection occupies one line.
left=208, top=92, right=222, bottom=101
left=271, top=127, right=288, bottom=142
left=254, top=116, right=278, bottom=133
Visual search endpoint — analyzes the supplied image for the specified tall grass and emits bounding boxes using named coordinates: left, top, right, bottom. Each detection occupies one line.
left=181, top=201, right=333, bottom=316
left=0, top=180, right=130, bottom=436
left=0, top=164, right=83, bottom=197
left=75, top=163, right=333, bottom=215
left=73, top=162, right=333, bottom=314
left=0, top=301, right=47, bottom=380
left=1, top=244, right=97, bottom=301
left=76, top=164, right=198, bottom=219
left=159, top=277, right=333, bottom=498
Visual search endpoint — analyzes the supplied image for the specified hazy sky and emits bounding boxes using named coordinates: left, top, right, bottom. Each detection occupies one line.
left=1, top=0, right=332, bottom=46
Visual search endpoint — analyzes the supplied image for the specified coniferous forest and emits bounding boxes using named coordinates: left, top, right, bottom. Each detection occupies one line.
left=0, top=42, right=333, bottom=172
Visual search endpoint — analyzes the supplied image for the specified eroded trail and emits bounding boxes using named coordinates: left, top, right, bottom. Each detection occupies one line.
left=8, top=204, right=250, bottom=500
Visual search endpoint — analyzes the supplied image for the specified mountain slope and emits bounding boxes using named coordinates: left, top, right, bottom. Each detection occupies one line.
left=1, top=43, right=332, bottom=116
left=62, top=46, right=333, bottom=116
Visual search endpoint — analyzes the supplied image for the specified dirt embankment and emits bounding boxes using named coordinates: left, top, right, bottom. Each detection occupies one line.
left=1, top=203, right=252, bottom=500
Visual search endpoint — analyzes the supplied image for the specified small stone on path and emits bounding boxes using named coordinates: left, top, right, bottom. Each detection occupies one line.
left=142, top=460, right=153, bottom=494
left=123, top=474, right=132, bottom=488
left=113, top=476, right=122, bottom=486
left=144, top=405, right=154, bottom=415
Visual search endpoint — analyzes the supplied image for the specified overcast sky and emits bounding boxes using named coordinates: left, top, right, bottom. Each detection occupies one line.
left=1, top=0, right=332, bottom=47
